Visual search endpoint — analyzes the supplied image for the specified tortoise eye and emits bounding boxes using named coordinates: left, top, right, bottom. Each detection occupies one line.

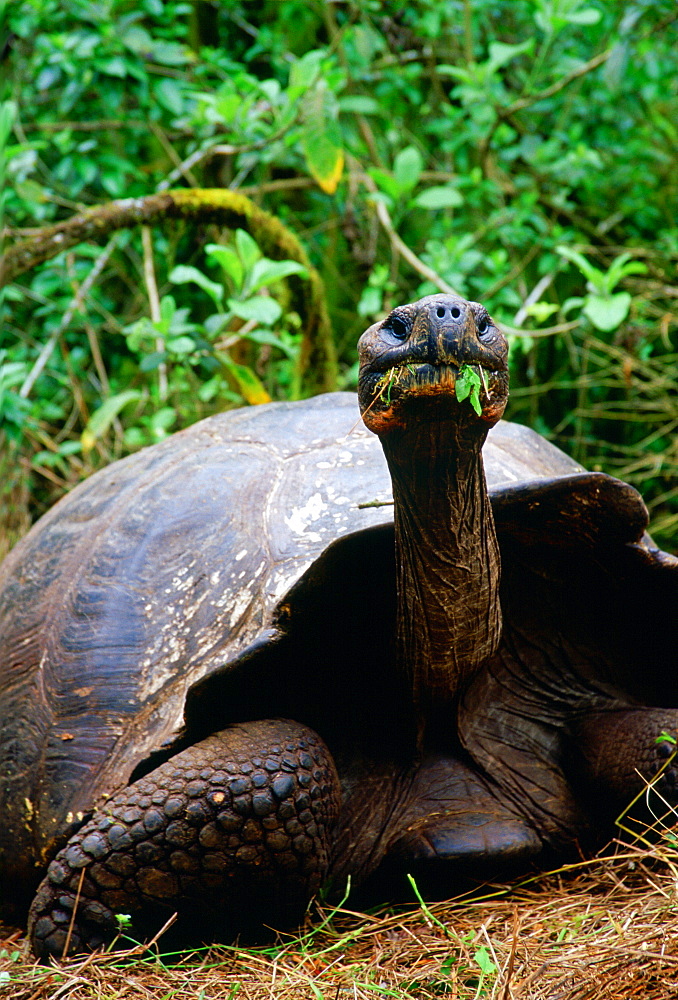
left=388, top=314, right=409, bottom=340
left=477, top=314, right=490, bottom=335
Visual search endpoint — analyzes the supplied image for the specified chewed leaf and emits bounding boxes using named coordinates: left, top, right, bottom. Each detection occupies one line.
left=456, top=364, right=483, bottom=415
left=455, top=378, right=471, bottom=402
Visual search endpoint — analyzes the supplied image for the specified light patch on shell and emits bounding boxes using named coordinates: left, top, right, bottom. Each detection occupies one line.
left=268, top=560, right=313, bottom=603
left=228, top=588, right=254, bottom=628
left=235, top=549, right=248, bottom=561
left=284, top=492, right=327, bottom=540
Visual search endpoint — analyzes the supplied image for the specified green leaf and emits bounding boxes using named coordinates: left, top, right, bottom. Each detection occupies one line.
left=205, top=243, right=244, bottom=291
left=474, top=946, right=497, bottom=976
left=486, top=39, right=534, bottom=74
left=246, top=259, right=308, bottom=295
left=139, top=350, right=166, bottom=371
left=160, top=294, right=177, bottom=325
left=203, top=313, right=231, bottom=337
left=154, top=78, right=184, bottom=115
left=221, top=358, right=271, bottom=405
left=166, top=335, right=196, bottom=355
left=456, top=365, right=483, bottom=415
left=81, top=390, right=139, bottom=452
left=437, top=64, right=474, bottom=84
left=242, top=329, right=297, bottom=359
left=301, top=86, right=344, bottom=194
left=121, top=25, right=153, bottom=55
left=338, top=95, right=381, bottom=114
left=393, top=146, right=423, bottom=194
left=413, top=185, right=463, bottom=209
left=367, top=168, right=401, bottom=203
left=289, top=49, right=324, bottom=91
left=150, top=40, right=192, bottom=66
left=556, top=246, right=605, bottom=291
left=583, top=292, right=632, bottom=332
left=566, top=8, right=602, bottom=26
left=228, top=296, right=282, bottom=326
left=169, top=265, right=224, bottom=307
left=95, top=56, right=128, bottom=78
left=235, top=229, right=261, bottom=272
left=0, top=101, right=17, bottom=148
left=455, top=377, right=471, bottom=402
left=605, top=252, right=648, bottom=291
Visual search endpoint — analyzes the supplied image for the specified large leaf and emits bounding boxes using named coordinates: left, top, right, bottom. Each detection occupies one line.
left=205, top=243, right=244, bottom=292
left=583, top=292, right=632, bottom=332
left=302, top=126, right=344, bottom=194
left=235, top=229, right=261, bottom=272
left=367, top=167, right=401, bottom=203
left=242, top=329, right=297, bottom=359
left=247, top=258, right=308, bottom=295
left=169, top=265, right=224, bottom=307
left=556, top=245, right=605, bottom=291
left=81, top=390, right=139, bottom=452
left=393, top=146, right=423, bottom=194
left=221, top=358, right=271, bottom=405
left=413, top=185, right=464, bottom=209
left=301, top=86, right=344, bottom=194
left=229, top=296, right=282, bottom=326
left=486, top=39, right=534, bottom=75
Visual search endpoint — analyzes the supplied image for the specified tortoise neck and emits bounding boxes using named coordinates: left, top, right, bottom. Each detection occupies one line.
left=381, top=417, right=502, bottom=742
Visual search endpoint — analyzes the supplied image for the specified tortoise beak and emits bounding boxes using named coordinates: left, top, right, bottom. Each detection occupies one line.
left=357, top=294, right=509, bottom=434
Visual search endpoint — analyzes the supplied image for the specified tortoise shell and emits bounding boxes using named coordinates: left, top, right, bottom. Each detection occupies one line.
left=0, top=390, right=653, bottom=895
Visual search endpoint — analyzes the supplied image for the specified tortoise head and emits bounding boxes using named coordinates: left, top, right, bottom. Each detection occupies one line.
left=357, top=293, right=509, bottom=436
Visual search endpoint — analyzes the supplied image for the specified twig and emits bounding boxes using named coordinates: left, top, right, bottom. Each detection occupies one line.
left=140, top=225, right=168, bottom=401
left=19, top=235, right=118, bottom=398
left=513, top=273, right=555, bottom=328
left=62, top=867, right=87, bottom=959
left=503, top=48, right=613, bottom=120
left=501, top=906, right=520, bottom=1000
left=373, top=197, right=460, bottom=296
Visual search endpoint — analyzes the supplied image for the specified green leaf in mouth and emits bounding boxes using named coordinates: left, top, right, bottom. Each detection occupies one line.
left=455, top=364, right=483, bottom=415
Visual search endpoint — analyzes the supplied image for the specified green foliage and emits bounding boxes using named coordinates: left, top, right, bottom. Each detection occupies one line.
left=455, top=365, right=484, bottom=417
left=2, top=0, right=677, bottom=548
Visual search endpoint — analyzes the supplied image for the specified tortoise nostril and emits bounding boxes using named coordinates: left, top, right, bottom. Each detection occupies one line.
left=436, top=304, right=462, bottom=320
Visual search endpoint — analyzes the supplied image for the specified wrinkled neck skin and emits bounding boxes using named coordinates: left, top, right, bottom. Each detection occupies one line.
left=381, top=408, right=502, bottom=747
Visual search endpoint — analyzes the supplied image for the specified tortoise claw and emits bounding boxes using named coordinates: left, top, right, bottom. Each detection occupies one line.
left=29, top=874, right=116, bottom=959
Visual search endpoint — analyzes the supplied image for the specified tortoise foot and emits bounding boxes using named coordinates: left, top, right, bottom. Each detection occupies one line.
left=28, top=719, right=340, bottom=960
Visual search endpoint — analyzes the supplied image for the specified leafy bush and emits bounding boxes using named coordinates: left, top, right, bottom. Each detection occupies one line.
left=2, top=0, right=677, bottom=550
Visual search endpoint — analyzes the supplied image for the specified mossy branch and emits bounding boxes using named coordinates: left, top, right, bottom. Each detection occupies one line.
left=1, top=189, right=337, bottom=396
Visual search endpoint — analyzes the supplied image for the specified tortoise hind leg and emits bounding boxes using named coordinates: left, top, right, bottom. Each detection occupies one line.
left=29, top=719, right=340, bottom=960
left=571, top=707, right=678, bottom=820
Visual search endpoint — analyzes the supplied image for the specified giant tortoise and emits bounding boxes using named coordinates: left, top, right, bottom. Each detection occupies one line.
left=0, top=294, right=676, bottom=959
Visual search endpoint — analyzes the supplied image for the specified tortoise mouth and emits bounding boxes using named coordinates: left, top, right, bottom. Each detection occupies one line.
left=360, top=360, right=508, bottom=434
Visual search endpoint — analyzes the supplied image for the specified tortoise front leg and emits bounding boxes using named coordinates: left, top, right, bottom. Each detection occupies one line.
left=571, top=708, right=678, bottom=817
left=29, top=719, right=340, bottom=960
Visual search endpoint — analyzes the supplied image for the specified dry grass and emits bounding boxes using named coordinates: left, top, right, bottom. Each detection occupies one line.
left=3, top=836, right=678, bottom=1000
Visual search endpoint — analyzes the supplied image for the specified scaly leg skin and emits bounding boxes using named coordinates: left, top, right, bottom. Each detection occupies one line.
left=29, top=719, right=341, bottom=960
left=572, top=708, right=678, bottom=818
